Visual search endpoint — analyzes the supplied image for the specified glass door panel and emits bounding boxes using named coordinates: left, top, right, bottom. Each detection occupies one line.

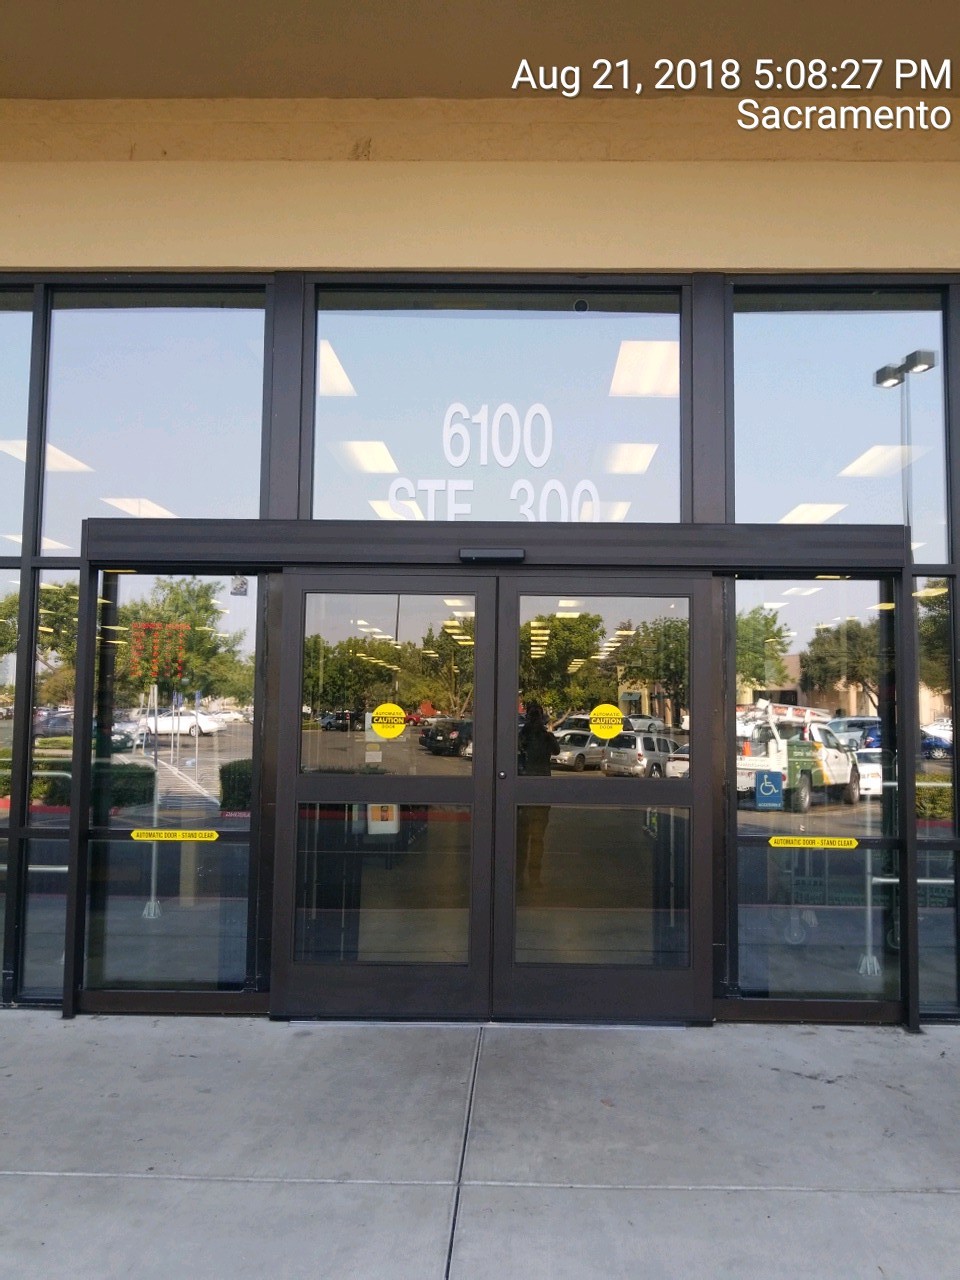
left=492, top=576, right=713, bottom=1021
left=271, top=574, right=495, bottom=1019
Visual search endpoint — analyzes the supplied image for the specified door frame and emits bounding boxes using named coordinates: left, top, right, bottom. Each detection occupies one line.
left=63, top=518, right=914, bottom=1021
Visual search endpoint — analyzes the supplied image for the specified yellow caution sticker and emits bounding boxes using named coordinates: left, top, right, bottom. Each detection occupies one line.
left=589, top=702, right=625, bottom=740
left=370, top=702, right=407, bottom=739
left=768, top=836, right=859, bottom=849
left=131, top=830, right=219, bottom=842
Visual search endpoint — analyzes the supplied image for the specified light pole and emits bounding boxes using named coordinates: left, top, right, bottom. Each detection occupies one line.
left=873, top=349, right=937, bottom=530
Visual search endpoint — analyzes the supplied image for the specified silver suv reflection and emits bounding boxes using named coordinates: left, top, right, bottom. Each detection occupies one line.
left=601, top=731, right=677, bottom=778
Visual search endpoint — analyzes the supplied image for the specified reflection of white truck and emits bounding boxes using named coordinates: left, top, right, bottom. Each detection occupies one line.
left=736, top=702, right=861, bottom=813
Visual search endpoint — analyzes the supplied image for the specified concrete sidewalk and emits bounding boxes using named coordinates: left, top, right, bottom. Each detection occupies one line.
left=0, top=1015, right=957, bottom=1279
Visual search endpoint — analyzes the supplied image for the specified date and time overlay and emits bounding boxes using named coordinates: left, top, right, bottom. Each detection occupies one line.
left=511, top=57, right=954, bottom=131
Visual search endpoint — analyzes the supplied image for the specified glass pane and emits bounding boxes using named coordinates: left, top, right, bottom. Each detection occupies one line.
left=21, top=838, right=67, bottom=997
left=301, top=593, right=475, bottom=777
left=514, top=805, right=689, bottom=966
left=314, top=293, right=681, bottom=524
left=918, top=848, right=958, bottom=1011
left=42, top=292, right=264, bottom=554
left=738, top=844, right=900, bottom=999
left=0, top=569, right=18, bottom=826
left=295, top=803, right=470, bottom=963
left=0, top=293, right=32, bottom=543
left=915, top=576, right=954, bottom=839
left=29, top=573, right=79, bottom=827
left=734, top=291, right=946, bottom=560
left=93, top=573, right=259, bottom=832
left=85, top=839, right=248, bottom=989
left=518, top=594, right=688, bottom=779
left=0, top=836, right=6, bottom=959
left=735, top=579, right=896, bottom=839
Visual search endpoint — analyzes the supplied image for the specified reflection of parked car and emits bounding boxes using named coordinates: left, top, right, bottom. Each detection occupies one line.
left=428, top=719, right=473, bottom=756
left=625, top=714, right=667, bottom=733
left=923, top=717, right=953, bottom=739
left=551, top=730, right=604, bottom=771
left=34, top=712, right=74, bottom=737
left=856, top=748, right=884, bottom=798
left=921, top=732, right=953, bottom=760
left=665, top=743, right=689, bottom=779
left=827, top=716, right=881, bottom=749
left=139, top=709, right=225, bottom=737
left=601, top=732, right=676, bottom=778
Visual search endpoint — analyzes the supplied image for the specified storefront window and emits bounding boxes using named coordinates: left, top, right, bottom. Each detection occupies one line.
left=42, top=291, right=265, bottom=554
left=915, top=577, right=954, bottom=840
left=85, top=839, right=249, bottom=989
left=734, top=578, right=897, bottom=840
left=0, top=570, right=17, bottom=827
left=734, top=578, right=899, bottom=1003
left=92, top=573, right=259, bottom=832
left=29, top=573, right=79, bottom=828
left=0, top=292, right=32, bottom=545
left=313, top=291, right=681, bottom=523
left=734, top=292, right=947, bottom=560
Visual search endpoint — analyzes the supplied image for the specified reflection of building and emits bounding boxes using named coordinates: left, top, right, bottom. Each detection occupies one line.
left=1, top=6, right=959, bottom=1030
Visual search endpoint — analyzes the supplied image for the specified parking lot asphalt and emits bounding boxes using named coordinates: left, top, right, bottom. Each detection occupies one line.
left=0, top=1014, right=957, bottom=1278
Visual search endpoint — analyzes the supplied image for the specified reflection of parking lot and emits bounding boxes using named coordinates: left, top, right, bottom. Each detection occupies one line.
left=301, top=729, right=472, bottom=777
left=131, top=723, right=255, bottom=802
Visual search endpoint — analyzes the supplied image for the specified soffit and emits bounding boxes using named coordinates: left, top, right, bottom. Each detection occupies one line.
left=2, top=0, right=957, bottom=99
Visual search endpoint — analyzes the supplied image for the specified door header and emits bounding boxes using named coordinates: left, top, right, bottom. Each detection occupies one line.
left=82, top=518, right=912, bottom=575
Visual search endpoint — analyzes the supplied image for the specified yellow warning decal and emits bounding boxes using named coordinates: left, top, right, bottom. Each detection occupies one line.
left=131, top=830, right=219, bottom=842
left=589, top=703, right=624, bottom=740
left=370, top=702, right=406, bottom=739
left=768, top=836, right=859, bottom=849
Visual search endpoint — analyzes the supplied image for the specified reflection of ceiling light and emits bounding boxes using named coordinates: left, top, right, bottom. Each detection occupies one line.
left=779, top=504, right=846, bottom=524
left=317, top=339, right=357, bottom=396
left=601, top=443, right=659, bottom=474
left=0, top=440, right=93, bottom=472
left=558, top=600, right=580, bottom=607
left=783, top=587, right=822, bottom=596
left=762, top=602, right=786, bottom=609
left=609, top=340, right=680, bottom=397
left=329, top=441, right=398, bottom=473
left=102, top=497, right=177, bottom=518
left=5, top=534, right=70, bottom=550
left=869, top=603, right=896, bottom=611
left=913, top=586, right=949, bottom=598
left=368, top=498, right=425, bottom=521
left=815, top=574, right=849, bottom=580
left=556, top=611, right=580, bottom=618
left=444, top=599, right=467, bottom=607
left=839, top=445, right=928, bottom=477
left=911, top=542, right=926, bottom=552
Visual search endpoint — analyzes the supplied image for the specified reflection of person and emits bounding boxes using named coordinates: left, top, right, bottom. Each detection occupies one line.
left=517, top=701, right=559, bottom=887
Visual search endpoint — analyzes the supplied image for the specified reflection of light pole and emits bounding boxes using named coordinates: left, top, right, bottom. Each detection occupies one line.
left=873, top=349, right=937, bottom=530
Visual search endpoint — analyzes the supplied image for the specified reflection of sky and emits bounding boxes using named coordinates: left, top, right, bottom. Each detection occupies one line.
left=305, top=593, right=473, bottom=647
left=734, top=307, right=946, bottom=558
left=40, top=306, right=264, bottom=553
left=736, top=578, right=883, bottom=657
left=314, top=307, right=680, bottom=523
left=0, top=308, right=33, bottom=540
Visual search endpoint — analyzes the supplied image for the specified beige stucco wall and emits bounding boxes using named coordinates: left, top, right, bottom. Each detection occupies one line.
left=1, top=100, right=957, bottom=270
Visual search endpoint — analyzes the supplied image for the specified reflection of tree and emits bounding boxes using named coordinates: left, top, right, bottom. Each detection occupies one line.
left=619, top=616, right=689, bottom=722
left=115, top=577, right=250, bottom=705
left=518, top=613, right=609, bottom=714
left=34, top=582, right=80, bottom=704
left=0, top=590, right=20, bottom=662
left=736, top=606, right=790, bottom=690
left=799, top=618, right=880, bottom=708
left=917, top=579, right=951, bottom=696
